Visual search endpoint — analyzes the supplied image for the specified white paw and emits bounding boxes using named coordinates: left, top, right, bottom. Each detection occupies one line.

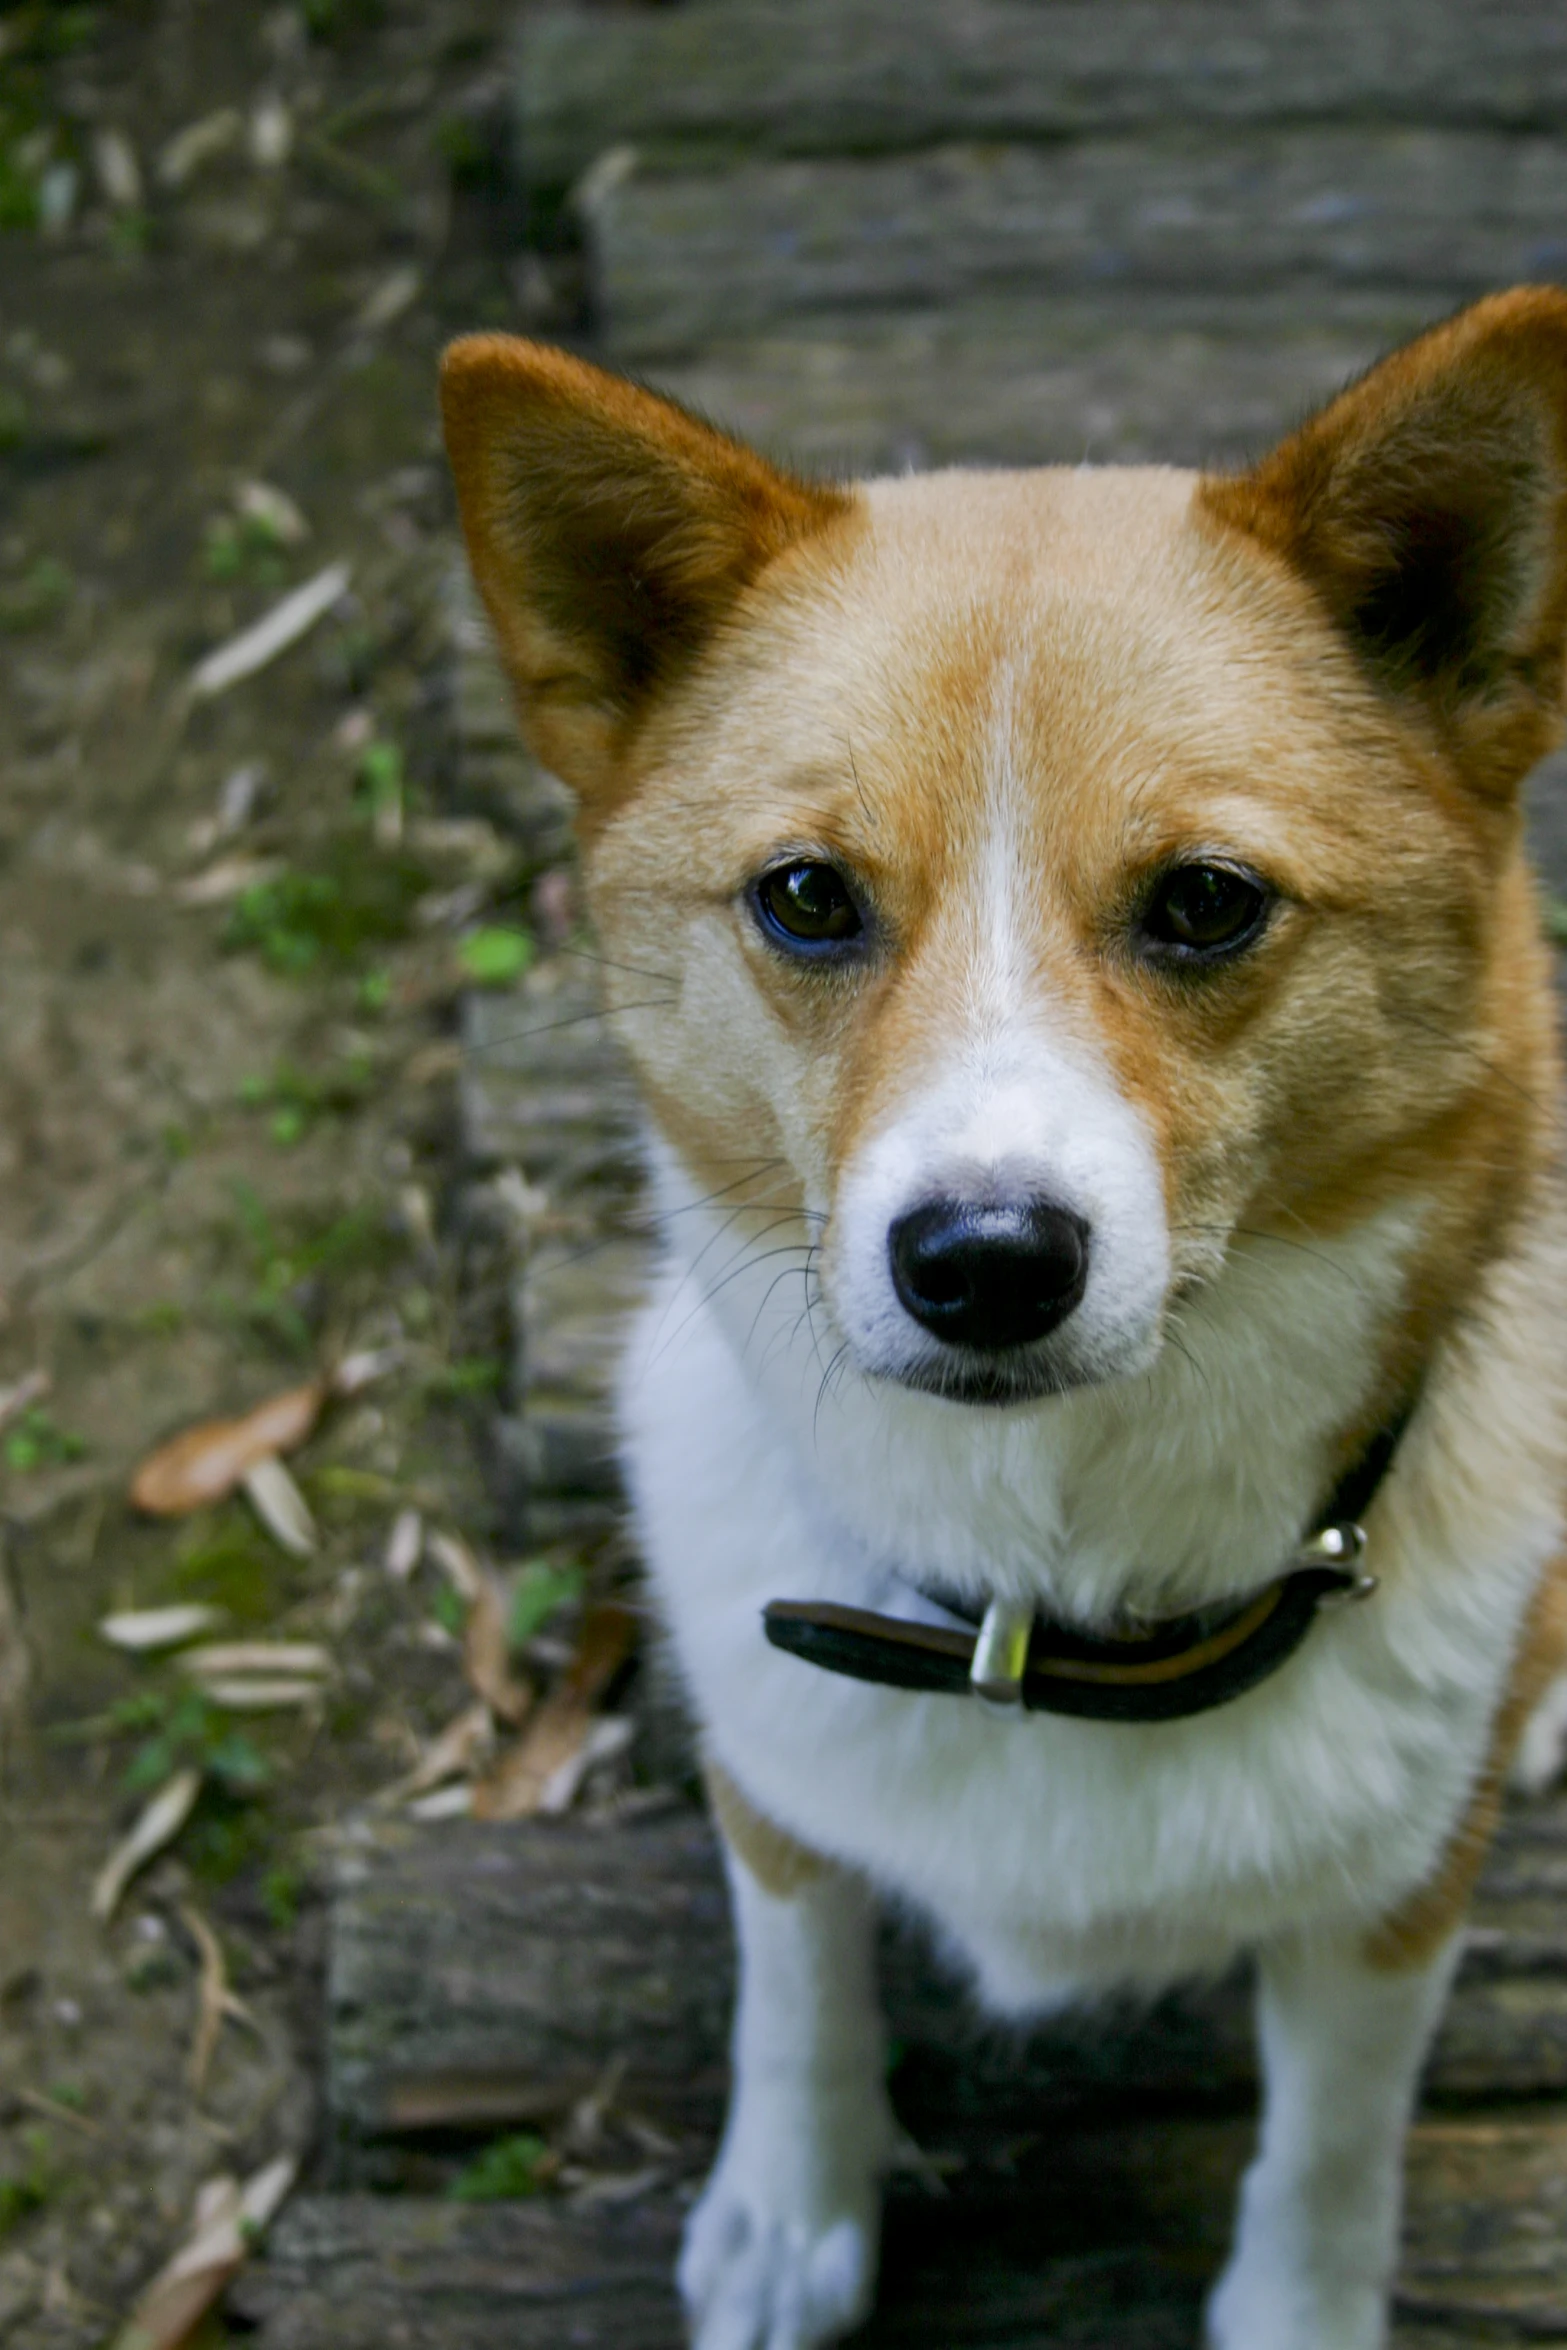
left=1206, top=2255, right=1385, bottom=2350
left=679, top=2164, right=880, bottom=2350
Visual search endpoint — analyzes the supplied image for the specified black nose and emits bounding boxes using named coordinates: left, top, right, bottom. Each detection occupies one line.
left=889, top=1198, right=1090, bottom=1350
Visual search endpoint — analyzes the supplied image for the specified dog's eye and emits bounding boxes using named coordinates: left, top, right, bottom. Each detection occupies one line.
left=1138, top=863, right=1269, bottom=960
left=754, top=861, right=864, bottom=951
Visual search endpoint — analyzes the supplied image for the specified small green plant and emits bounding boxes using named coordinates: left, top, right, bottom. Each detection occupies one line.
left=508, top=1559, right=583, bottom=1646
left=223, top=844, right=430, bottom=975
left=4, top=1407, right=85, bottom=1472
left=447, top=2131, right=552, bottom=2203
left=0, top=2129, right=53, bottom=2235
left=260, top=1860, right=303, bottom=1931
left=459, top=926, right=534, bottom=987
left=431, top=1583, right=465, bottom=1638
left=356, top=737, right=403, bottom=828
left=238, top=1056, right=372, bottom=1147
left=0, top=556, right=71, bottom=631
left=426, top=1354, right=505, bottom=1401
left=356, top=966, right=392, bottom=1014
left=217, top=1184, right=398, bottom=1353
left=113, top=1687, right=270, bottom=1799
left=202, top=510, right=290, bottom=587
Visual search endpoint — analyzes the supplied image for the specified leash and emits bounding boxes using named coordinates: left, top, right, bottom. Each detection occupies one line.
left=763, top=1400, right=1413, bottom=1724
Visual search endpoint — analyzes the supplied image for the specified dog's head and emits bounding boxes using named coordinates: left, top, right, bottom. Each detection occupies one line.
left=443, top=295, right=1567, bottom=1414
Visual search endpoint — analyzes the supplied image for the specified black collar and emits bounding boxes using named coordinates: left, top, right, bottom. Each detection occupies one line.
left=762, top=1399, right=1414, bottom=1725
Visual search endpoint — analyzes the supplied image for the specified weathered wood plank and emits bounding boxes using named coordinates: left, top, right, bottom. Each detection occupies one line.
left=233, top=2114, right=1567, bottom=2345
left=517, top=0, right=1567, bottom=188
left=590, top=133, right=1567, bottom=360
left=326, top=1792, right=1567, bottom=2150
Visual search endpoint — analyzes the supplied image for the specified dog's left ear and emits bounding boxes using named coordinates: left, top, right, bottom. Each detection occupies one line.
left=1199, top=287, right=1567, bottom=798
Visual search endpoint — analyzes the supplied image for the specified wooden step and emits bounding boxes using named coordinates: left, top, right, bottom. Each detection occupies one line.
left=586, top=135, right=1567, bottom=363
left=232, top=2112, right=1567, bottom=2346
left=326, top=1788, right=1567, bottom=2152
left=516, top=1, right=1567, bottom=189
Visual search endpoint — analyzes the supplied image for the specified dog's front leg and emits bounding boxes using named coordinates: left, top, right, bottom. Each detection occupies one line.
left=1206, top=1928, right=1460, bottom=2350
left=682, top=1770, right=893, bottom=2350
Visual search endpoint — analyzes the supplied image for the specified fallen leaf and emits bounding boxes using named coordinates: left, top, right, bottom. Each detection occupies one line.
left=131, top=1384, right=325, bottom=1516
left=427, top=1528, right=484, bottom=1603
left=0, top=1368, right=50, bottom=1436
left=198, top=1677, right=325, bottom=1712
left=383, top=1507, right=422, bottom=1581
left=473, top=1604, right=636, bottom=1822
left=379, top=1699, right=493, bottom=1808
left=188, top=561, right=351, bottom=700
left=100, top=1604, right=225, bottom=1654
left=92, top=1769, right=201, bottom=1924
left=331, top=1343, right=402, bottom=1398
left=109, top=2153, right=296, bottom=2350
left=539, top=1712, right=634, bottom=1817
left=464, top=1579, right=533, bottom=1728
left=243, top=1456, right=317, bottom=1556
left=236, top=480, right=308, bottom=545
left=180, top=1641, right=330, bottom=1679
left=156, top=106, right=243, bottom=190
left=406, top=1782, right=474, bottom=1823
left=172, top=855, right=285, bottom=907
left=180, top=1903, right=258, bottom=2093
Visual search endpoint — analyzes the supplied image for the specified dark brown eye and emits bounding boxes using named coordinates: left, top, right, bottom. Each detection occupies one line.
left=754, top=861, right=864, bottom=953
left=1139, top=863, right=1269, bottom=960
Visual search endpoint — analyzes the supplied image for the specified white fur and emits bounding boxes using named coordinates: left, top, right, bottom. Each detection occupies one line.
left=623, top=1149, right=1562, bottom=2348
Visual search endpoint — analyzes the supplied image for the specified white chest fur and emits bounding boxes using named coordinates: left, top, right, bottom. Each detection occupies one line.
left=622, top=1163, right=1559, bottom=2011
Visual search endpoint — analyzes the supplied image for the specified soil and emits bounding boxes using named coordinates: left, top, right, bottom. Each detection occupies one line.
left=0, top=2, right=563, bottom=2335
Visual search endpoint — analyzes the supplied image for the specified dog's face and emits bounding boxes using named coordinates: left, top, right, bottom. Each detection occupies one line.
left=444, top=296, right=1567, bottom=1412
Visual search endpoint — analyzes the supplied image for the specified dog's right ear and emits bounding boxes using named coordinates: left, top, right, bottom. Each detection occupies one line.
left=440, top=337, right=853, bottom=801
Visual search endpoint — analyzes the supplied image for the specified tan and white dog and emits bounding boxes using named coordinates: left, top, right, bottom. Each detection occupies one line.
left=443, top=289, right=1567, bottom=2350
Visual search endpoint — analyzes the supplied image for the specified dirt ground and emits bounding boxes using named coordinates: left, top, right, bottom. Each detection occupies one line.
left=0, top=2, right=563, bottom=2334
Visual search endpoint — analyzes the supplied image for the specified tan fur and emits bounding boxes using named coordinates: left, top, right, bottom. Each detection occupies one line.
left=442, top=290, right=1567, bottom=1964
left=706, top=1758, right=826, bottom=1898
left=1368, top=1558, right=1567, bottom=1969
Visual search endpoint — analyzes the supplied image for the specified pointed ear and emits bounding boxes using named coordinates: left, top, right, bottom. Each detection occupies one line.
left=1198, top=288, right=1567, bottom=798
left=440, top=336, right=853, bottom=799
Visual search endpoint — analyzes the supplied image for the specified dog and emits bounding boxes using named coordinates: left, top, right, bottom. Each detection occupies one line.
left=442, top=287, right=1567, bottom=2350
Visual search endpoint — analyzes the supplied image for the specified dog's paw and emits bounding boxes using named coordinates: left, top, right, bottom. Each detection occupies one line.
left=678, top=2167, right=878, bottom=2350
left=1206, top=2256, right=1385, bottom=2350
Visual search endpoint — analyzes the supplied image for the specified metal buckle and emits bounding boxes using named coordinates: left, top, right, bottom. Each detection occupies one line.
left=970, top=1596, right=1035, bottom=1705
left=1301, top=1521, right=1378, bottom=1608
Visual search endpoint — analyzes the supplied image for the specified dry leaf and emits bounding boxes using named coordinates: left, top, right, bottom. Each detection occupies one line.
left=180, top=1904, right=258, bottom=2093
left=384, top=1507, right=422, bottom=1581
left=132, top=1385, right=324, bottom=1516
left=197, top=1678, right=325, bottom=1712
left=473, top=1603, right=636, bottom=1823
left=242, top=1456, right=317, bottom=1556
left=406, top=1782, right=473, bottom=1823
left=100, top=1606, right=225, bottom=1654
left=0, top=1368, right=50, bottom=1435
left=379, top=1699, right=492, bottom=1807
left=464, top=1579, right=533, bottom=1728
left=189, top=561, right=351, bottom=700
left=109, top=2153, right=296, bottom=2350
left=539, top=1713, right=634, bottom=1816
left=92, top=1769, right=201, bottom=1923
left=180, top=1642, right=330, bottom=1679
left=172, top=855, right=285, bottom=907
left=427, top=1528, right=484, bottom=1602
left=331, top=1343, right=402, bottom=1398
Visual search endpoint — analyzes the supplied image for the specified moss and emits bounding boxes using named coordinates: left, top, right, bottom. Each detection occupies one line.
left=222, top=836, right=431, bottom=975
left=169, top=1507, right=303, bottom=1625
left=448, top=2132, right=553, bottom=2203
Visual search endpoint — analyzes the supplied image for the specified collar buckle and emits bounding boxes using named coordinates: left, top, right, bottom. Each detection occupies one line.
left=969, top=1595, right=1035, bottom=1705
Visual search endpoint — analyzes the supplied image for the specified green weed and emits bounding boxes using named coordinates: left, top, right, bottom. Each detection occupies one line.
left=113, top=1687, right=270, bottom=1800
left=0, top=556, right=71, bottom=631
left=237, top=1055, right=374, bottom=1147
left=459, top=925, right=533, bottom=987
left=0, top=2129, right=54, bottom=2235
left=202, top=511, right=290, bottom=588
left=4, top=1407, right=84, bottom=1472
left=223, top=842, right=429, bottom=975
left=508, top=1559, right=583, bottom=1646
left=447, top=2131, right=552, bottom=2203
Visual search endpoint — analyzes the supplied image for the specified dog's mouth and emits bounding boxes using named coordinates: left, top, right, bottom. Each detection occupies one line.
left=881, top=1351, right=1093, bottom=1409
